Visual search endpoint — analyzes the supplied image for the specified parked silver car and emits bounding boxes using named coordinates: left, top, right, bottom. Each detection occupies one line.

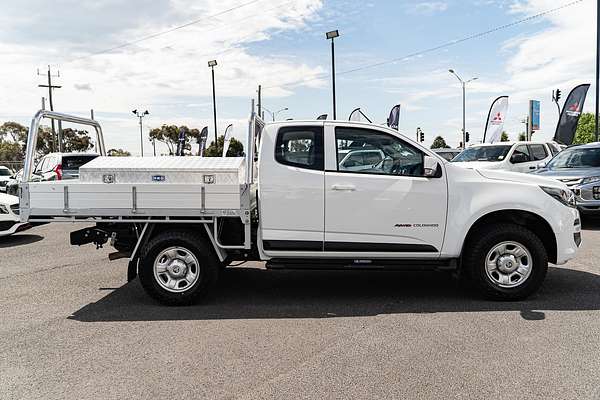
left=534, top=142, right=600, bottom=215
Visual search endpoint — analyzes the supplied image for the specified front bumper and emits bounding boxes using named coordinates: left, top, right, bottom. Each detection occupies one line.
left=0, top=221, right=31, bottom=237
left=572, top=184, right=600, bottom=214
left=554, top=206, right=581, bottom=265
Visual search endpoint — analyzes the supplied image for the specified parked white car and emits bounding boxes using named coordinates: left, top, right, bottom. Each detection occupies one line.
left=452, top=142, right=562, bottom=173
left=0, top=193, right=29, bottom=237
left=0, top=166, right=13, bottom=192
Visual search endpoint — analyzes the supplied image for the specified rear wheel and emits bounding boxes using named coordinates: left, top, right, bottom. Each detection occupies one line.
left=463, top=223, right=548, bottom=301
left=138, top=230, right=219, bottom=306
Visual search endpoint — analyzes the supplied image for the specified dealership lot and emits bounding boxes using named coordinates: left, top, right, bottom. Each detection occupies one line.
left=1, top=221, right=600, bottom=399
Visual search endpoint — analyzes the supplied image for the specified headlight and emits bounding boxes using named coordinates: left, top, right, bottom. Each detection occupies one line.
left=581, top=176, right=600, bottom=185
left=0, top=205, right=9, bottom=214
left=540, top=186, right=577, bottom=208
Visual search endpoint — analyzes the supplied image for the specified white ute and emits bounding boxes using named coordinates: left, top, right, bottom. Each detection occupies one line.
left=19, top=108, right=581, bottom=305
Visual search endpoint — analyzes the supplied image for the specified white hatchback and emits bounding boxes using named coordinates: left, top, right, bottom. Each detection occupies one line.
left=451, top=141, right=561, bottom=173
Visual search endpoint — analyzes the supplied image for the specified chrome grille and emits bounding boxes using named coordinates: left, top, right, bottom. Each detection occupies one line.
left=10, top=204, right=19, bottom=215
left=559, top=178, right=583, bottom=187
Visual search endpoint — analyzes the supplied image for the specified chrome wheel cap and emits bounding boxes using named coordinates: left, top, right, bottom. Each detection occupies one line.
left=485, top=241, right=533, bottom=289
left=153, top=246, right=200, bottom=293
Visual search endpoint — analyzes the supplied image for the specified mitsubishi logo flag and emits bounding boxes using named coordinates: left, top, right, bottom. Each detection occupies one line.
left=483, top=96, right=509, bottom=143
left=554, top=84, right=590, bottom=145
left=387, top=104, right=401, bottom=131
left=222, top=124, right=233, bottom=157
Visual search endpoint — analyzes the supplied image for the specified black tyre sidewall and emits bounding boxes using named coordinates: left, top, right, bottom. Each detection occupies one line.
left=465, top=224, right=548, bottom=301
left=138, top=231, right=219, bottom=306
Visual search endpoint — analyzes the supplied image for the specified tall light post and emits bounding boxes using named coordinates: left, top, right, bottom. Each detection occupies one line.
left=208, top=60, right=218, bottom=145
left=449, top=69, right=477, bottom=149
left=263, top=107, right=288, bottom=121
left=326, top=30, right=340, bottom=120
left=594, top=1, right=600, bottom=142
left=132, top=109, right=149, bottom=156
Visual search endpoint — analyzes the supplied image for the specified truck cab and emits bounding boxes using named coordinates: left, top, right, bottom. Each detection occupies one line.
left=19, top=110, right=582, bottom=306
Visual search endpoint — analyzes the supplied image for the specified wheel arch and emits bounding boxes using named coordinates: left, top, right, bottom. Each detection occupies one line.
left=462, top=209, right=557, bottom=264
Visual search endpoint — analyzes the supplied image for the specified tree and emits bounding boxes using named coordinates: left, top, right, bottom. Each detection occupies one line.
left=518, top=132, right=527, bottom=141
left=149, top=125, right=200, bottom=155
left=61, top=128, right=93, bottom=153
left=0, top=121, right=93, bottom=160
left=573, top=112, right=595, bottom=144
left=204, top=135, right=245, bottom=157
left=0, top=121, right=28, bottom=143
left=107, top=148, right=131, bottom=157
left=0, top=141, right=22, bottom=161
left=500, top=131, right=509, bottom=142
left=430, top=136, right=450, bottom=149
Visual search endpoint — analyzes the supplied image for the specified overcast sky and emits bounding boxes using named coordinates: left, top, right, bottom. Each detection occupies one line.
left=0, top=0, right=596, bottom=154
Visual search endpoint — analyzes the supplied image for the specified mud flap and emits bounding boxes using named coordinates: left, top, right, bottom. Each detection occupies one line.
left=127, top=258, right=138, bottom=282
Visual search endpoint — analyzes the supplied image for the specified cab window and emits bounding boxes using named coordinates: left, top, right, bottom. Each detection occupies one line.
left=510, top=145, right=531, bottom=164
left=529, top=144, right=548, bottom=161
left=275, top=126, right=324, bottom=171
left=335, top=127, right=424, bottom=176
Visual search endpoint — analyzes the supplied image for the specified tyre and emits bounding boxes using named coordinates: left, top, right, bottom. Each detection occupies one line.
left=463, top=223, right=548, bottom=301
left=138, top=230, right=219, bottom=306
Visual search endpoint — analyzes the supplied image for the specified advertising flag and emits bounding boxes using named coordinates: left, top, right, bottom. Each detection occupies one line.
left=530, top=100, right=540, bottom=131
left=483, top=96, right=509, bottom=143
left=222, top=124, right=233, bottom=157
left=348, top=108, right=373, bottom=123
left=176, top=127, right=186, bottom=156
left=553, top=84, right=590, bottom=145
left=387, top=104, right=401, bottom=130
left=198, top=127, right=208, bottom=156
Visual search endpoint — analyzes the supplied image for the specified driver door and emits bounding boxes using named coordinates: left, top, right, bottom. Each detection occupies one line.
left=324, top=123, right=447, bottom=257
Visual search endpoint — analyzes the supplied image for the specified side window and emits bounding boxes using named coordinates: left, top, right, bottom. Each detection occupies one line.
left=549, top=143, right=561, bottom=156
left=275, top=126, right=324, bottom=171
left=529, top=144, right=548, bottom=161
left=510, top=145, right=531, bottom=164
left=336, top=127, right=424, bottom=176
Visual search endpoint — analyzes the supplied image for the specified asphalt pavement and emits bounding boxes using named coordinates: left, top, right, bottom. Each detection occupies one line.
left=1, top=221, right=600, bottom=399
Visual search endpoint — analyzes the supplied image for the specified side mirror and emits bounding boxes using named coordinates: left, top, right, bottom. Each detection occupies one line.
left=424, top=156, right=441, bottom=178
left=511, top=153, right=529, bottom=164
left=537, top=161, right=547, bottom=169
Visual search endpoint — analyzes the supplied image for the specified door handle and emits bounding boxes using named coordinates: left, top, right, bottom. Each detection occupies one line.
left=529, top=166, right=536, bottom=170
left=331, top=184, right=356, bottom=191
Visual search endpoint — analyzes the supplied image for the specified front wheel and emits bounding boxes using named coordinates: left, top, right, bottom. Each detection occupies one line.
left=463, top=224, right=548, bottom=301
left=138, top=230, right=219, bottom=306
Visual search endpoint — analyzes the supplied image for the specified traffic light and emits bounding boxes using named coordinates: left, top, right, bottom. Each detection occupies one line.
left=465, top=132, right=470, bottom=143
left=420, top=130, right=425, bottom=142
left=553, top=89, right=562, bottom=102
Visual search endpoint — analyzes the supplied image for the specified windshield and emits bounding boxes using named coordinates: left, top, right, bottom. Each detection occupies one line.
left=453, top=145, right=511, bottom=162
left=0, top=168, right=11, bottom=176
left=546, top=147, right=600, bottom=169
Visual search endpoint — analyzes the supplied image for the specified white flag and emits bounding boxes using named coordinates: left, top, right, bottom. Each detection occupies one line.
left=222, top=124, right=233, bottom=157
left=483, top=96, right=509, bottom=143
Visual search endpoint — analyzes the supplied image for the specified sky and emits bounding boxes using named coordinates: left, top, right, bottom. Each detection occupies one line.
left=0, top=0, right=596, bottom=155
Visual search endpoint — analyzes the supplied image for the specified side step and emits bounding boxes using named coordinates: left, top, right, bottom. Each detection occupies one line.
left=265, top=258, right=458, bottom=271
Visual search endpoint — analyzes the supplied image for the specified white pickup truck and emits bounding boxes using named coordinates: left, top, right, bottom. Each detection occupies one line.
left=19, top=107, right=581, bottom=305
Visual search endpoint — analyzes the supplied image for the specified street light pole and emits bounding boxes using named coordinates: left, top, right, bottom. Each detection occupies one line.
left=208, top=60, right=218, bottom=145
left=132, top=109, right=149, bottom=156
left=263, top=107, right=289, bottom=121
left=449, top=69, right=477, bottom=149
left=594, top=0, right=600, bottom=142
left=326, top=30, right=340, bottom=120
